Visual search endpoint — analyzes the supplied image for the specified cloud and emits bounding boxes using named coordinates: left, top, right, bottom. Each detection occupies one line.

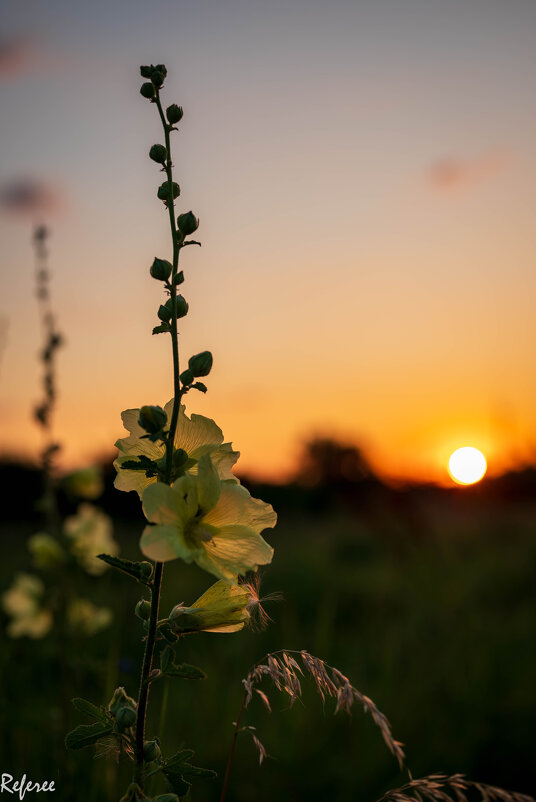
left=426, top=150, right=510, bottom=192
left=0, top=36, right=34, bottom=78
left=0, top=178, right=61, bottom=216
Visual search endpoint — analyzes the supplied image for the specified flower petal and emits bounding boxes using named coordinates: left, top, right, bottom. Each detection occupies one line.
left=140, top=523, right=196, bottom=563
left=196, top=454, right=221, bottom=513
left=196, top=524, right=274, bottom=581
left=204, top=484, right=277, bottom=534
left=142, top=477, right=198, bottom=525
left=175, top=406, right=224, bottom=458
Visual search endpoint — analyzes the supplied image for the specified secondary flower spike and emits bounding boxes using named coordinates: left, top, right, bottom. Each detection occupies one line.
left=140, top=454, right=276, bottom=581
left=114, top=401, right=239, bottom=497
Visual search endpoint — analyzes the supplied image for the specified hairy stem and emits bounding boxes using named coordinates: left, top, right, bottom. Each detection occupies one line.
left=133, top=85, right=183, bottom=789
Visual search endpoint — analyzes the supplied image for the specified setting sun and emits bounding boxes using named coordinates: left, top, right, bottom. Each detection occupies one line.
left=448, top=447, right=487, bottom=485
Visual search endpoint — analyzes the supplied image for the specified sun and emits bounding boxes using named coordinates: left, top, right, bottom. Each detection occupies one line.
left=448, top=447, right=487, bottom=485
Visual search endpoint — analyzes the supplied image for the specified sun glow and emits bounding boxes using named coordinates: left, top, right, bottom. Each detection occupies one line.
left=448, top=447, right=487, bottom=485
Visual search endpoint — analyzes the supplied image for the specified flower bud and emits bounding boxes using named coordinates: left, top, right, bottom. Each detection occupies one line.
left=173, top=448, right=189, bottom=467
left=135, top=600, right=151, bottom=620
left=180, top=369, right=194, bottom=387
left=177, top=211, right=199, bottom=237
left=157, top=181, right=180, bottom=202
left=169, top=581, right=251, bottom=634
left=116, top=706, right=137, bottom=731
left=149, top=144, right=167, bottom=165
left=139, top=562, right=153, bottom=580
left=143, top=739, right=161, bottom=762
left=138, top=405, right=167, bottom=435
left=140, top=66, right=152, bottom=78
left=119, top=783, right=151, bottom=802
left=166, top=104, right=183, bottom=125
left=188, top=351, right=213, bottom=378
left=158, top=304, right=171, bottom=322
left=151, top=69, right=166, bottom=88
left=140, top=82, right=155, bottom=100
left=173, top=271, right=184, bottom=286
left=108, top=686, right=137, bottom=716
left=150, top=257, right=172, bottom=281
left=175, top=294, right=189, bottom=319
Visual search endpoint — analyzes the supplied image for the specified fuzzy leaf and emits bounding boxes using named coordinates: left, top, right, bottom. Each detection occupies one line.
left=153, top=323, right=171, bottom=335
left=71, top=698, right=108, bottom=722
left=164, top=661, right=206, bottom=681
left=162, top=749, right=216, bottom=795
left=65, top=721, right=113, bottom=750
left=96, top=554, right=153, bottom=584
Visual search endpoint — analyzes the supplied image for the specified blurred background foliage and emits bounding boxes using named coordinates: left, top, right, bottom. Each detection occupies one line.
left=1, top=438, right=535, bottom=801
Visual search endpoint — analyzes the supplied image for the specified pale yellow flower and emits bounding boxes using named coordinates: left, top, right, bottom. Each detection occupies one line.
left=63, top=503, right=118, bottom=576
left=140, top=454, right=275, bottom=581
left=67, top=598, right=112, bottom=636
left=169, top=579, right=253, bottom=634
left=2, top=573, right=53, bottom=639
left=28, top=532, right=66, bottom=570
left=114, top=400, right=239, bottom=498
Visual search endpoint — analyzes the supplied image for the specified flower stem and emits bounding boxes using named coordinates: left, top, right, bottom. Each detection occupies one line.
left=133, top=84, right=184, bottom=789
left=219, top=692, right=247, bottom=802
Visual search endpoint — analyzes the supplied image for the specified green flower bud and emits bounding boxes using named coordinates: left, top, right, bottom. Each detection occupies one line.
left=140, top=66, right=153, bottom=78
left=151, top=69, right=166, bottom=88
left=138, top=405, right=167, bottom=435
left=173, top=448, right=189, bottom=467
left=177, top=211, right=199, bottom=236
left=166, top=104, right=183, bottom=125
left=157, top=181, right=180, bottom=202
left=173, top=271, right=184, bottom=286
left=119, top=783, right=151, bottom=802
left=150, top=257, right=172, bottom=281
left=135, top=600, right=151, bottom=620
left=175, top=294, right=189, bottom=319
left=158, top=304, right=171, bottom=322
left=149, top=144, right=167, bottom=165
left=116, top=706, right=137, bottom=731
left=143, top=739, right=161, bottom=762
left=139, top=562, right=153, bottom=580
left=140, top=82, right=155, bottom=100
left=180, top=369, right=194, bottom=387
left=108, top=686, right=137, bottom=716
left=188, top=351, right=213, bottom=378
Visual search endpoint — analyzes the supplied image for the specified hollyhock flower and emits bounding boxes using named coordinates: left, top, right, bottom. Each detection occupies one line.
left=1, top=573, right=53, bottom=638
left=63, top=503, right=118, bottom=576
left=140, top=454, right=275, bottom=581
left=114, top=400, right=239, bottom=498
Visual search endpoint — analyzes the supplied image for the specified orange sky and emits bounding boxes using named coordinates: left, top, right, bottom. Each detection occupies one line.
left=1, top=1, right=536, bottom=485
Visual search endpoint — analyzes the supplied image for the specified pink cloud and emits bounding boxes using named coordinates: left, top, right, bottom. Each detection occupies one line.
left=427, top=150, right=510, bottom=192
left=0, top=178, right=62, bottom=216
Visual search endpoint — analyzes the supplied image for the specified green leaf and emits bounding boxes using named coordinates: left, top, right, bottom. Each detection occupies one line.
left=159, top=645, right=174, bottom=673
left=120, top=455, right=160, bottom=477
left=71, top=698, right=108, bottom=722
left=163, top=773, right=191, bottom=797
left=161, top=749, right=216, bottom=796
left=164, top=662, right=206, bottom=681
left=65, top=721, right=113, bottom=750
left=157, top=621, right=178, bottom=643
left=96, top=554, right=153, bottom=584
left=153, top=323, right=171, bottom=335
left=191, top=382, right=207, bottom=393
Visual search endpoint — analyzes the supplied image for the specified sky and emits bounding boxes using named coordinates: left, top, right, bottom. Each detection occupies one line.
left=1, top=0, right=536, bottom=484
